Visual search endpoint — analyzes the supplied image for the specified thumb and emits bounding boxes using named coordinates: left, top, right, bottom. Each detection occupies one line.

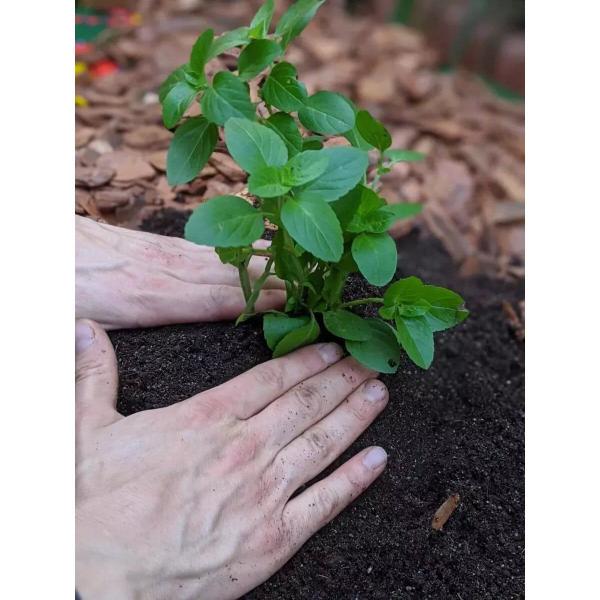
left=75, top=319, right=120, bottom=429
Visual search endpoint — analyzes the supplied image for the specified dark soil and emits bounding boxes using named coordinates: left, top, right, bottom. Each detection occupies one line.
left=110, top=209, right=525, bottom=599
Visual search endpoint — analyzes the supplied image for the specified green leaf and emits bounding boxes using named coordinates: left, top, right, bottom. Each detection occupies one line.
left=383, top=276, right=468, bottom=333
left=298, top=91, right=356, bottom=135
left=294, top=146, right=368, bottom=203
left=281, top=197, right=343, bottom=262
left=184, top=195, right=264, bottom=247
left=395, top=315, right=434, bottom=369
left=161, top=80, right=197, bottom=129
left=355, top=110, right=391, bottom=151
left=238, top=39, right=282, bottom=81
left=261, top=62, right=307, bottom=112
left=284, top=150, right=329, bottom=186
left=263, top=312, right=310, bottom=350
left=159, top=65, right=189, bottom=103
left=248, top=166, right=291, bottom=197
left=208, top=27, right=250, bottom=59
left=383, top=276, right=425, bottom=305
left=346, top=188, right=422, bottom=234
left=166, top=116, right=218, bottom=185
left=216, top=246, right=250, bottom=267
left=249, top=0, right=275, bottom=38
left=344, top=125, right=375, bottom=151
left=224, top=117, right=288, bottom=174
left=264, top=112, right=303, bottom=157
left=346, top=319, right=401, bottom=374
left=330, top=185, right=363, bottom=230
left=419, top=285, right=468, bottom=332
left=384, top=149, right=425, bottom=163
left=275, top=0, right=326, bottom=48
left=189, top=29, right=214, bottom=80
left=351, top=232, right=397, bottom=286
left=200, top=71, right=255, bottom=125
left=272, top=313, right=321, bottom=357
left=323, top=310, right=372, bottom=341
left=302, top=135, right=324, bottom=151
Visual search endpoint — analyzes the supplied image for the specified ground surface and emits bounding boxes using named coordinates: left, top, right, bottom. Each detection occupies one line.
left=109, top=209, right=524, bottom=599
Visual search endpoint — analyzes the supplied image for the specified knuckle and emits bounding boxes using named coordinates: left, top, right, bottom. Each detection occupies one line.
left=291, top=382, right=324, bottom=420
left=315, top=486, right=341, bottom=523
left=301, top=427, right=332, bottom=460
left=252, top=363, right=285, bottom=393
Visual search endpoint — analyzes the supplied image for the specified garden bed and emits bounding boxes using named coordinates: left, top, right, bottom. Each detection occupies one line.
left=109, top=208, right=524, bottom=599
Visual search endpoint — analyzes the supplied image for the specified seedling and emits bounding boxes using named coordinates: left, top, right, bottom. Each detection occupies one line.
left=159, top=0, right=468, bottom=372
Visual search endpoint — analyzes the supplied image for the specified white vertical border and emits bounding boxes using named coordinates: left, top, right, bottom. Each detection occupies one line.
left=526, top=1, right=600, bottom=598
left=0, top=0, right=74, bottom=598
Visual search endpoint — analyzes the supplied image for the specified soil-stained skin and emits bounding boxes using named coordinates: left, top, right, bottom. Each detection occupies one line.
left=109, top=209, right=524, bottom=599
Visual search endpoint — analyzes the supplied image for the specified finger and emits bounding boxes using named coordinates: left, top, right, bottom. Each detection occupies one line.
left=252, top=357, right=377, bottom=447
left=75, top=319, right=121, bottom=429
left=275, top=380, right=388, bottom=495
left=187, top=343, right=344, bottom=419
left=282, top=446, right=388, bottom=552
left=134, top=283, right=285, bottom=326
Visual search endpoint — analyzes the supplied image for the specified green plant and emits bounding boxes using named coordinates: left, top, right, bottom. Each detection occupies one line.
left=159, top=0, right=468, bottom=371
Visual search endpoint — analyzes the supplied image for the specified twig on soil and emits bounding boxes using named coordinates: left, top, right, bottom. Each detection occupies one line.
left=502, top=300, right=525, bottom=341
left=431, top=493, right=460, bottom=531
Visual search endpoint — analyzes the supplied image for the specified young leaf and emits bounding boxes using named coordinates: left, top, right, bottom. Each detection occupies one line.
left=161, top=80, right=197, bottom=129
left=347, top=190, right=421, bottom=234
left=224, top=118, right=288, bottom=174
left=284, top=150, right=329, bottom=186
left=275, top=0, right=326, bottom=48
left=249, top=0, right=275, bottom=38
left=323, top=310, right=372, bottom=341
left=200, top=71, right=255, bottom=125
left=330, top=186, right=363, bottom=230
left=216, top=246, right=250, bottom=267
left=351, top=232, right=397, bottom=286
left=269, top=312, right=320, bottom=357
left=248, top=166, right=291, bottom=197
left=281, top=197, right=343, bottom=262
left=380, top=203, right=422, bottom=221
left=166, top=116, right=218, bottom=185
left=395, top=315, right=434, bottom=369
left=346, top=319, right=401, bottom=374
left=184, top=195, right=264, bottom=247
left=263, top=312, right=310, bottom=350
left=264, top=112, right=303, bottom=157
left=238, top=39, right=282, bottom=81
left=189, top=29, right=214, bottom=80
left=298, top=91, right=356, bottom=135
left=355, top=109, right=392, bottom=151
left=294, top=147, right=368, bottom=203
left=208, top=27, right=250, bottom=59
left=261, top=62, right=307, bottom=112
left=384, top=149, right=425, bottom=163
left=159, top=65, right=190, bottom=103
left=344, top=125, right=375, bottom=151
left=384, top=276, right=425, bottom=305
left=418, top=285, right=469, bottom=332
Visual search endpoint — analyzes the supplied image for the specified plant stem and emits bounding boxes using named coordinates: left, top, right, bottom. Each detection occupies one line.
left=237, top=257, right=275, bottom=324
left=250, top=248, right=271, bottom=257
left=238, top=259, right=252, bottom=303
left=339, top=297, right=384, bottom=309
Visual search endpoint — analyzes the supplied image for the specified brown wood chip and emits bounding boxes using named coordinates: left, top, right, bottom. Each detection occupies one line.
left=432, top=493, right=461, bottom=531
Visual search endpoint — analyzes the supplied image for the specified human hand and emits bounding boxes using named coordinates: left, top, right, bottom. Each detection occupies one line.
left=75, top=216, right=285, bottom=329
left=75, top=319, right=389, bottom=599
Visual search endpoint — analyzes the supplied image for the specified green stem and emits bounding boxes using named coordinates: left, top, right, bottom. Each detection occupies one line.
left=237, top=257, right=275, bottom=324
left=238, top=259, right=252, bottom=303
left=250, top=248, right=271, bottom=257
left=339, top=297, right=384, bottom=309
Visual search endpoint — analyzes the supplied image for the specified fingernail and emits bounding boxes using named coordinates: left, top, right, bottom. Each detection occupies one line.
left=362, top=447, right=387, bottom=470
left=75, top=321, right=95, bottom=353
left=317, top=343, right=343, bottom=365
left=363, top=380, right=387, bottom=403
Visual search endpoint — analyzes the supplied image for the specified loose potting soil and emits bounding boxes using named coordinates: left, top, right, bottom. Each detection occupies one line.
left=109, top=209, right=524, bottom=599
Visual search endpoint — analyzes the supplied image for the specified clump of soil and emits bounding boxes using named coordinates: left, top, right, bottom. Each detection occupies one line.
left=109, top=209, right=524, bottom=599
